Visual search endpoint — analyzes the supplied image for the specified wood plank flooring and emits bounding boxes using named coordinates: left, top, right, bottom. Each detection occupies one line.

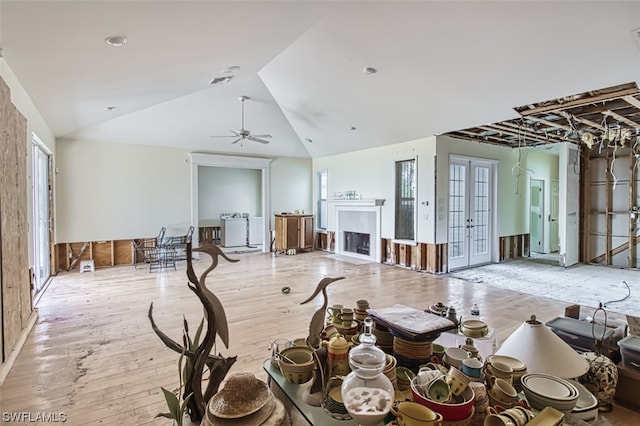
left=1, top=251, right=638, bottom=425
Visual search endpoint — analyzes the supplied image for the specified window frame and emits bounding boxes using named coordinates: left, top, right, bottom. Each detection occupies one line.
left=317, top=170, right=328, bottom=230
left=394, top=157, right=417, bottom=242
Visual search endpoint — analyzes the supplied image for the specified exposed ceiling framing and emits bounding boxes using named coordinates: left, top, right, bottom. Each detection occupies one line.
left=445, top=82, right=640, bottom=150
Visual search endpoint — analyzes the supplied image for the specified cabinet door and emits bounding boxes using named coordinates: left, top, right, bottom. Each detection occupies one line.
left=286, top=216, right=301, bottom=249
left=274, top=216, right=288, bottom=251
left=301, top=216, right=314, bottom=250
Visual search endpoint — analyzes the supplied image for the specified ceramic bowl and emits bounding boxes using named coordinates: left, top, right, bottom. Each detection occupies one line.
left=520, top=373, right=578, bottom=414
left=444, top=347, right=468, bottom=368
left=411, top=377, right=475, bottom=421
left=278, top=346, right=315, bottom=384
left=460, top=320, right=488, bottom=338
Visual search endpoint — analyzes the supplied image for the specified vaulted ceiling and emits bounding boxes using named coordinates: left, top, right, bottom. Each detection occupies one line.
left=1, top=1, right=639, bottom=158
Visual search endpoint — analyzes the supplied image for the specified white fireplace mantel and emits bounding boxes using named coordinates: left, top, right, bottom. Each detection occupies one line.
left=330, top=199, right=384, bottom=262
left=328, top=199, right=385, bottom=207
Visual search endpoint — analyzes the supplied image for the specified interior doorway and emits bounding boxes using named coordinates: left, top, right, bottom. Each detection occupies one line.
left=189, top=153, right=271, bottom=252
left=448, top=157, right=494, bottom=270
left=530, top=179, right=544, bottom=254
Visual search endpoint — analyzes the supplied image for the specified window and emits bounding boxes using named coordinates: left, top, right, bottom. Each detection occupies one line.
left=395, top=159, right=416, bottom=240
left=317, top=170, right=328, bottom=230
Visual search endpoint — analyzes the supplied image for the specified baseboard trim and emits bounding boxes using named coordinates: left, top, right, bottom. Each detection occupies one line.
left=0, top=309, right=39, bottom=385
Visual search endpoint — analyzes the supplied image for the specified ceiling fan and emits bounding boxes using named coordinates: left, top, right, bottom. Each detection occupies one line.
left=210, top=95, right=272, bottom=145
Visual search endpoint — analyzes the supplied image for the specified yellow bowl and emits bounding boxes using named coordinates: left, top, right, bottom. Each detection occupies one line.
left=278, top=346, right=315, bottom=384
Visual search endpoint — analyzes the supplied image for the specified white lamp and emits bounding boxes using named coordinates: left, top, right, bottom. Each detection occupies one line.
left=495, top=315, right=589, bottom=379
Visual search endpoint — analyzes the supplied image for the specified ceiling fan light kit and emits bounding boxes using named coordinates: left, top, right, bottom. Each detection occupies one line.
left=210, top=95, right=272, bottom=145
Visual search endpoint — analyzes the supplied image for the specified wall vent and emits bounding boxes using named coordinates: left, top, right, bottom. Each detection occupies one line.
left=208, top=75, right=234, bottom=86
left=633, top=28, right=640, bottom=50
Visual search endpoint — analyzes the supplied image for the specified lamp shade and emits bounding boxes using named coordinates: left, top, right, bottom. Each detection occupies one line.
left=495, top=315, right=589, bottom=379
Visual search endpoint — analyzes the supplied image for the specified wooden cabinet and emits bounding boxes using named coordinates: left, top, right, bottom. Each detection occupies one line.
left=275, top=214, right=314, bottom=252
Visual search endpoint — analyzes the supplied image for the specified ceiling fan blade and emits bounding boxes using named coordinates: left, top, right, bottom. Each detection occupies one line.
left=230, top=137, right=242, bottom=144
left=248, top=136, right=271, bottom=144
left=210, top=130, right=240, bottom=138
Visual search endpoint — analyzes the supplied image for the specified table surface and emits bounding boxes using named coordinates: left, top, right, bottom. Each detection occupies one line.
left=263, top=359, right=387, bottom=426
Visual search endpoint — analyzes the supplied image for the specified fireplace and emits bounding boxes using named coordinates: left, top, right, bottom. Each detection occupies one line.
left=344, top=231, right=370, bottom=255
left=330, top=199, right=384, bottom=262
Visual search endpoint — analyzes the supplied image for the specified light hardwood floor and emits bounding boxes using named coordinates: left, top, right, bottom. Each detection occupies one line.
left=1, top=251, right=638, bottom=425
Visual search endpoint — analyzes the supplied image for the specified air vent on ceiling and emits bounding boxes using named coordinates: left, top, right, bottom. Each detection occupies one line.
left=208, top=75, right=234, bottom=86
left=633, top=27, right=640, bottom=50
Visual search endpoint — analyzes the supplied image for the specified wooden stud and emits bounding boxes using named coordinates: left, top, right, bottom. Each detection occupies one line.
left=606, top=147, right=612, bottom=265
left=630, top=146, right=637, bottom=268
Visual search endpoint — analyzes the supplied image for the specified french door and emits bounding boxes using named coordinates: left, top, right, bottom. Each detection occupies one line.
left=31, top=141, right=52, bottom=295
left=448, top=157, right=493, bottom=270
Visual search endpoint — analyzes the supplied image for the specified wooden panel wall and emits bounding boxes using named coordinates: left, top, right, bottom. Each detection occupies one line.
left=0, top=77, right=32, bottom=362
left=54, top=239, right=138, bottom=271
left=498, top=233, right=530, bottom=261
left=381, top=239, right=447, bottom=274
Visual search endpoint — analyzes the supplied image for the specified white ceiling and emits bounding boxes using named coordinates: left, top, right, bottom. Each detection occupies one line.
left=1, top=1, right=639, bottom=159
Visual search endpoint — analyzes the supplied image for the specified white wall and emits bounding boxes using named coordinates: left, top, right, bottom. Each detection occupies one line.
left=54, top=144, right=311, bottom=242
left=270, top=157, right=313, bottom=227
left=435, top=135, right=528, bottom=244
left=198, top=167, right=262, bottom=226
left=313, top=137, right=437, bottom=243
left=55, top=139, right=192, bottom=242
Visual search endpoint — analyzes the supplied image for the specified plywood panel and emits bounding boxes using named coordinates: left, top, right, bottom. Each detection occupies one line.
left=0, top=77, right=32, bottom=360
left=114, top=240, right=133, bottom=265
left=92, top=242, right=112, bottom=268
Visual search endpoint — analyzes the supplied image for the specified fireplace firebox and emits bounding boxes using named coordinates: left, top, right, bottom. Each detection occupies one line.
left=344, top=231, right=370, bottom=256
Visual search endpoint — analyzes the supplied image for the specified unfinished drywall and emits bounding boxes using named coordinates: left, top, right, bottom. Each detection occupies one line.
left=0, top=76, right=32, bottom=362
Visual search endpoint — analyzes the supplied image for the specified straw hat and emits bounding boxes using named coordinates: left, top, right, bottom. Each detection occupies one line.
left=208, top=373, right=271, bottom=419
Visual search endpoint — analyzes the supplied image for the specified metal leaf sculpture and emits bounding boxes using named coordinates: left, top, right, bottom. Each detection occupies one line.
left=149, top=242, right=238, bottom=423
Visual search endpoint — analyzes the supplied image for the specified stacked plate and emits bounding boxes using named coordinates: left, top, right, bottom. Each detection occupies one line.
left=335, top=321, right=360, bottom=338
left=393, top=336, right=433, bottom=360
left=520, top=373, right=579, bottom=414
left=205, top=373, right=288, bottom=426
left=373, top=323, right=394, bottom=352
left=384, top=354, right=398, bottom=389
left=321, top=385, right=351, bottom=420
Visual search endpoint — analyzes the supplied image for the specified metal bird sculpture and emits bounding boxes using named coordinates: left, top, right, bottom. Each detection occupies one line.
left=149, top=242, right=238, bottom=422
left=189, top=244, right=239, bottom=350
left=300, top=276, right=346, bottom=348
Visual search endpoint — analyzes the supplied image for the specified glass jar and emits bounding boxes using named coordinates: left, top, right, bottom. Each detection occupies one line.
left=341, top=317, right=394, bottom=426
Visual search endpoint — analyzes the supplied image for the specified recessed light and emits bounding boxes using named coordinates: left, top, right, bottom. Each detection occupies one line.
left=363, top=67, right=377, bottom=75
left=305, top=138, right=313, bottom=143
left=105, top=35, right=127, bottom=47
left=221, top=65, right=240, bottom=74
left=349, top=126, right=357, bottom=131
left=104, top=106, right=116, bottom=111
